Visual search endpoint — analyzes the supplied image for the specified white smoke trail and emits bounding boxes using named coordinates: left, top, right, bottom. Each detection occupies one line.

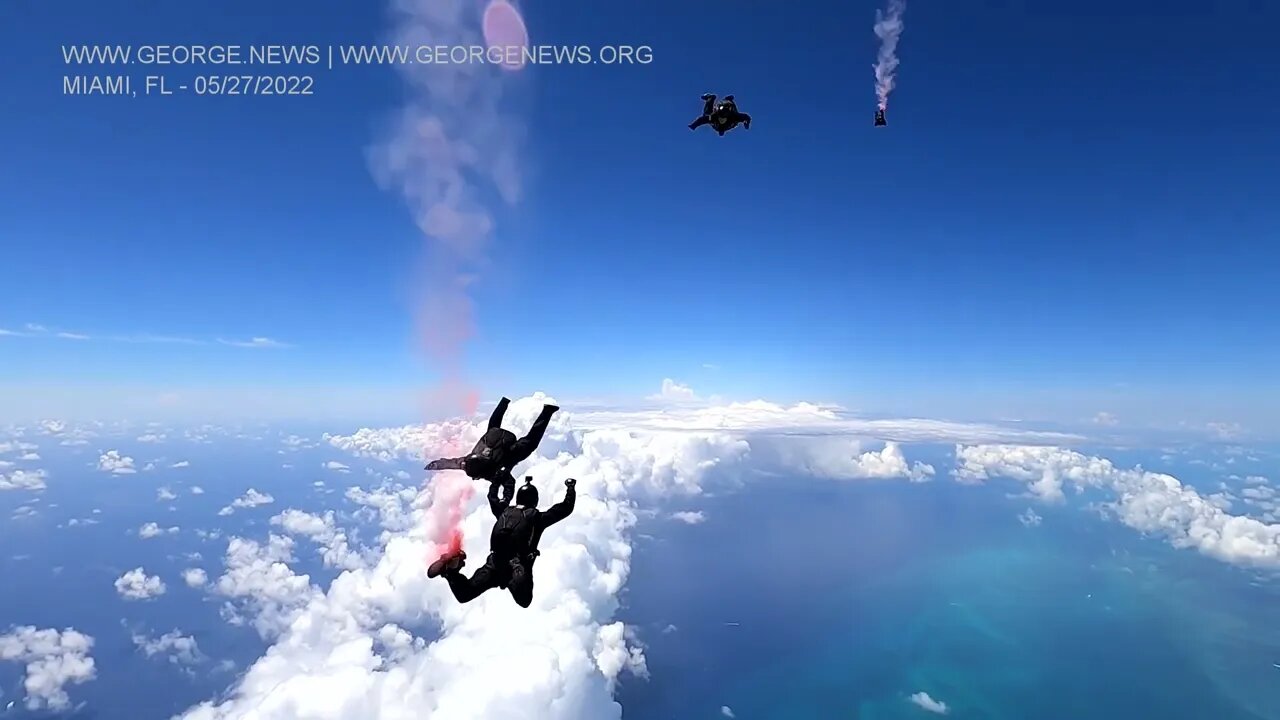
left=367, top=0, right=524, bottom=402
left=366, top=0, right=527, bottom=563
left=874, top=0, right=906, bottom=111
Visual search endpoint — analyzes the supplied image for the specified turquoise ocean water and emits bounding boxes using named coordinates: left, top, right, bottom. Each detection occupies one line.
left=620, top=471, right=1280, bottom=720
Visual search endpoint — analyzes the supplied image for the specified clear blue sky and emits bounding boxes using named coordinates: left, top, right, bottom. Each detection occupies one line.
left=2, top=0, right=1278, bottom=431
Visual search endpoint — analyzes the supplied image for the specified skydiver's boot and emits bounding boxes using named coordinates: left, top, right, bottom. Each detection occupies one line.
left=427, top=550, right=466, bottom=579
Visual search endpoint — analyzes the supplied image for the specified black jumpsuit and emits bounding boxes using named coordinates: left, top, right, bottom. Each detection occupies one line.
left=444, top=476, right=576, bottom=607
left=711, top=100, right=751, bottom=133
left=689, top=94, right=718, bottom=130
left=426, top=397, right=558, bottom=480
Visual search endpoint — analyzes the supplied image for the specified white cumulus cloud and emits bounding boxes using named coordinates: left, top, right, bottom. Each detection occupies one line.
left=132, top=630, right=204, bottom=665
left=955, top=445, right=1280, bottom=569
left=670, top=511, right=706, bottom=525
left=158, top=486, right=178, bottom=501
left=218, top=488, right=275, bottom=516
left=909, top=691, right=950, bottom=714
left=174, top=392, right=964, bottom=720
left=114, top=568, right=166, bottom=600
left=210, top=534, right=319, bottom=639
left=323, top=461, right=351, bottom=473
left=97, top=450, right=136, bottom=474
left=752, top=438, right=935, bottom=482
left=183, top=568, right=209, bottom=587
left=0, top=626, right=96, bottom=711
left=1207, top=421, right=1244, bottom=440
left=139, top=522, right=179, bottom=539
left=269, top=509, right=368, bottom=570
left=648, top=378, right=697, bottom=401
left=0, top=469, right=47, bottom=491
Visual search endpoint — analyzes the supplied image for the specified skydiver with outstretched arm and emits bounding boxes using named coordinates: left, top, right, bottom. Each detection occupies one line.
left=428, top=476, right=577, bottom=608
left=425, top=396, right=559, bottom=482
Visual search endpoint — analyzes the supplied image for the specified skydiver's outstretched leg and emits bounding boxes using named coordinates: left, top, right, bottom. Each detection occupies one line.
left=487, top=396, right=511, bottom=430
left=689, top=115, right=711, bottom=131
left=507, top=557, right=535, bottom=608
left=737, top=112, right=751, bottom=130
left=444, top=557, right=501, bottom=603
left=506, top=404, right=558, bottom=466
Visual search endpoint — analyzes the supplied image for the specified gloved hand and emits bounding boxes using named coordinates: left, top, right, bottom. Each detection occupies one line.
left=565, top=478, right=577, bottom=489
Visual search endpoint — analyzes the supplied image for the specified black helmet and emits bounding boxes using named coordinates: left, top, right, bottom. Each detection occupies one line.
left=515, top=477, right=539, bottom=507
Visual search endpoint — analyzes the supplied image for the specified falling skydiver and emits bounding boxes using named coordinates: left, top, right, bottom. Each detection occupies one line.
left=428, top=475, right=577, bottom=608
left=875, top=108, right=887, bottom=126
left=689, top=93, right=752, bottom=135
left=425, top=397, right=559, bottom=484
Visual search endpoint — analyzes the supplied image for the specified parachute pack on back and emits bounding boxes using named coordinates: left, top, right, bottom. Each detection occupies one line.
left=490, top=506, right=536, bottom=559
left=464, top=427, right=517, bottom=478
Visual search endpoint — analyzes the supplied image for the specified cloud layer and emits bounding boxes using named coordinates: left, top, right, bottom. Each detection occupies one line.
left=955, top=444, right=1280, bottom=568
left=0, top=626, right=96, bottom=710
left=5, top=392, right=1242, bottom=719
left=115, top=568, right=166, bottom=600
left=573, top=400, right=1079, bottom=445
left=179, top=394, right=944, bottom=719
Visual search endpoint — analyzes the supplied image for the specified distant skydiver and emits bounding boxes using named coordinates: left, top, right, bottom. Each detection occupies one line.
left=689, top=93, right=751, bottom=135
left=425, top=397, right=559, bottom=483
left=875, top=108, right=887, bottom=126
left=428, top=476, right=577, bottom=608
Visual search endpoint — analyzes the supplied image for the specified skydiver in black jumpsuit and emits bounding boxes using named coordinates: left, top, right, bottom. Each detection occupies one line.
left=690, top=94, right=751, bottom=134
left=428, top=476, right=577, bottom=608
left=425, top=397, right=559, bottom=483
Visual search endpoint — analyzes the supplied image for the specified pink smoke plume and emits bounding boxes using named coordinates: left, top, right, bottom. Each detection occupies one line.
left=874, top=0, right=906, bottom=112
left=483, top=0, right=530, bottom=72
left=368, top=0, right=529, bottom=565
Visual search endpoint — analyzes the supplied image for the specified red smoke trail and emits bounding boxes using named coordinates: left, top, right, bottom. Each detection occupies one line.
left=369, top=0, right=529, bottom=567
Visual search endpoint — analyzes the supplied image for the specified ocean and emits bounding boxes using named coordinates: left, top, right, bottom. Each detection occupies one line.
left=617, top=467, right=1280, bottom=719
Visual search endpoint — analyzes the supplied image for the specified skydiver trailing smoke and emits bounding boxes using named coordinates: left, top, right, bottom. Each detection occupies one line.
left=689, top=93, right=751, bottom=135
left=425, top=397, right=559, bottom=483
left=428, top=475, right=577, bottom=608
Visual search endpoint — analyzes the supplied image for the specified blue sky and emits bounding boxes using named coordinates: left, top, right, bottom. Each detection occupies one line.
left=2, top=0, right=1278, bottom=432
